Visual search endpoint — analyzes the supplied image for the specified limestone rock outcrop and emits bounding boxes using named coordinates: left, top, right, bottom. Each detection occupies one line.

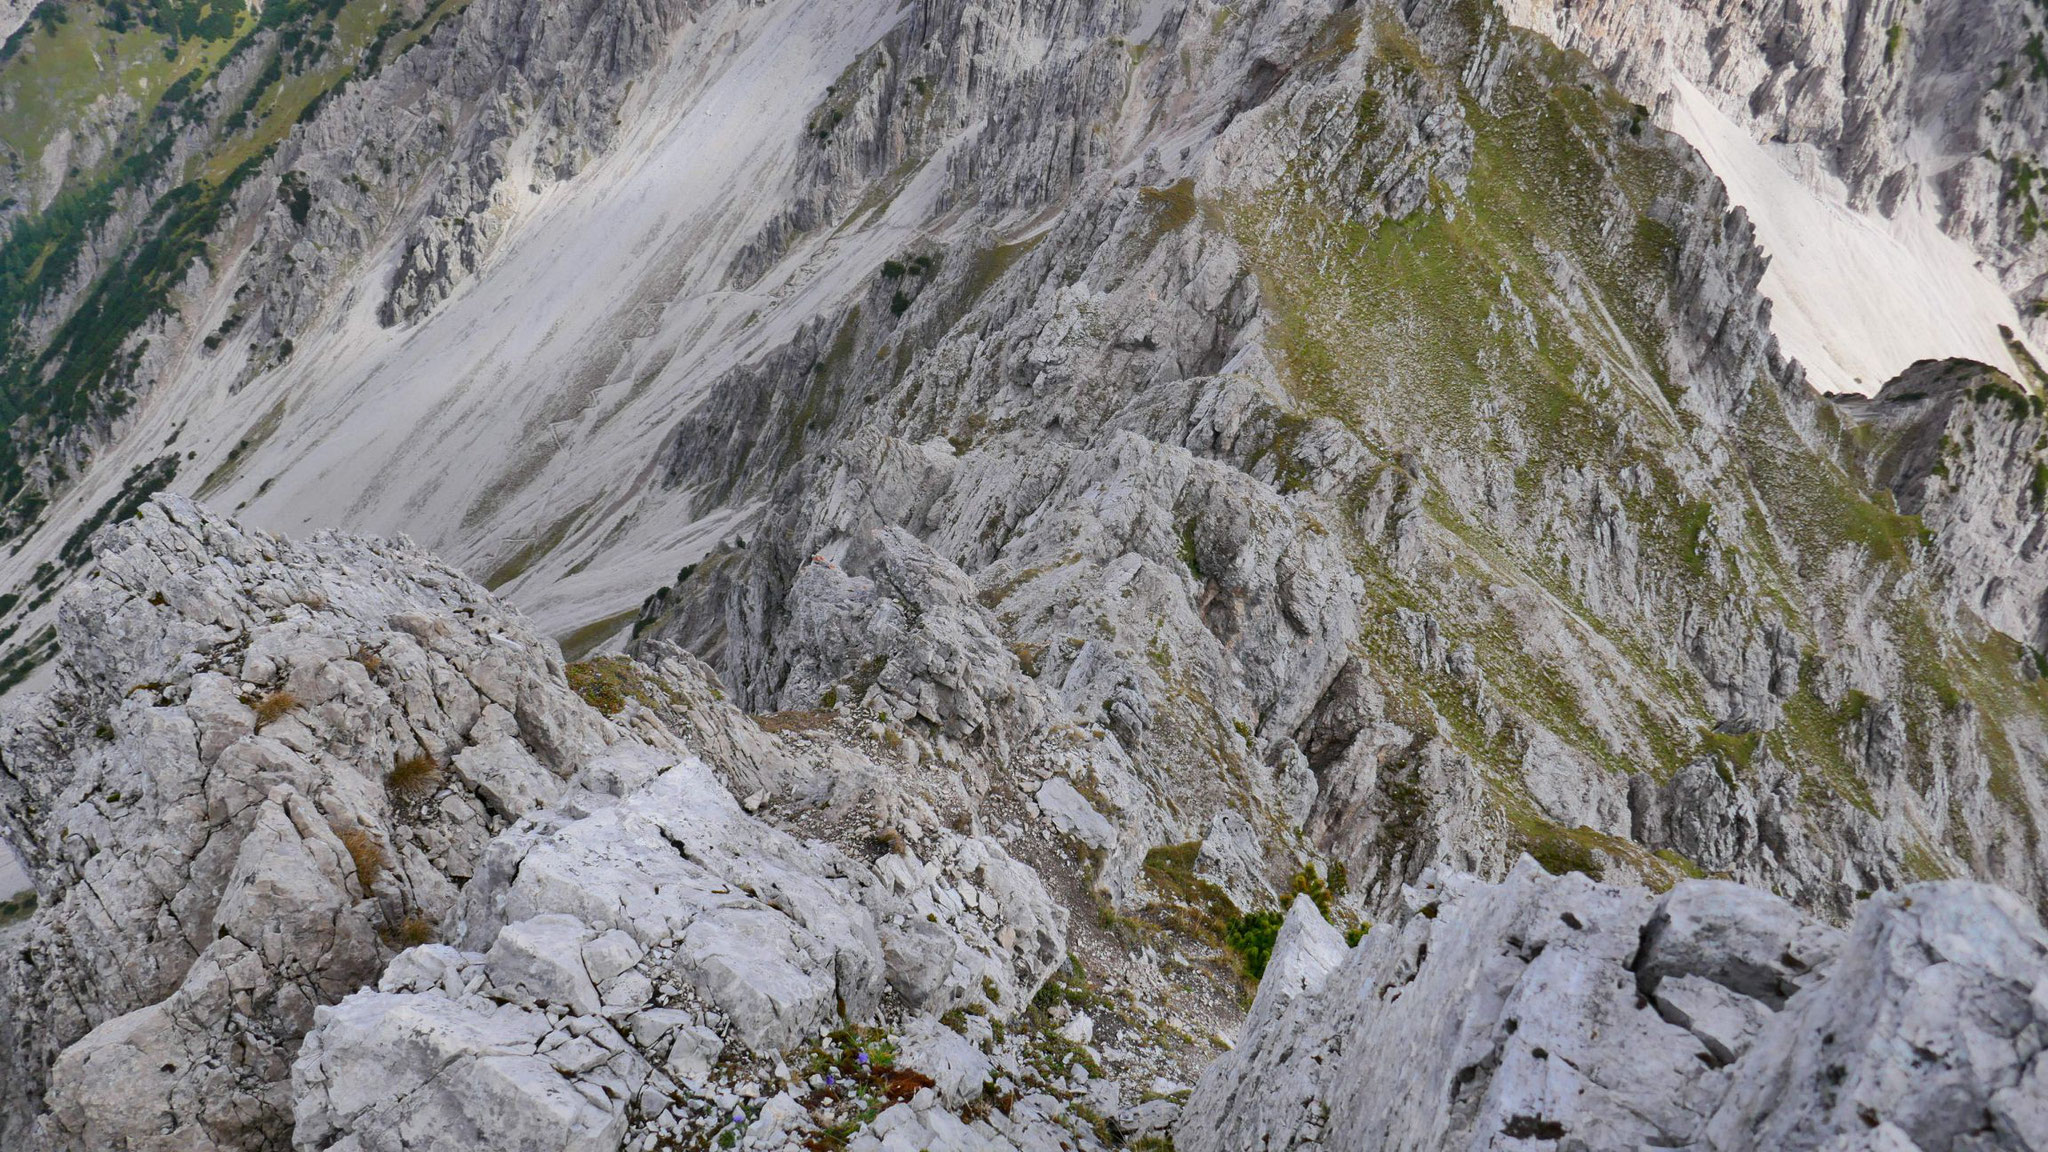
left=1180, top=862, right=2048, bottom=1151
left=0, top=0, right=2046, bottom=1147
left=0, top=494, right=620, bottom=1149
left=0, top=495, right=1080, bottom=1150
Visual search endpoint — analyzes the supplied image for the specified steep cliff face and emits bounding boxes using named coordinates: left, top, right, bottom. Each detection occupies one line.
left=1836, top=359, right=2048, bottom=650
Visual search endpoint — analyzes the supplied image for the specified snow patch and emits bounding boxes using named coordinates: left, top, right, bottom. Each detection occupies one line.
left=0, top=840, right=25, bottom=901
left=1667, top=73, right=2039, bottom=396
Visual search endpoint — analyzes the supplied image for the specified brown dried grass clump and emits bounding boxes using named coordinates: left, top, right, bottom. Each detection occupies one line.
left=754, top=709, right=835, bottom=734
left=386, top=752, right=443, bottom=801
left=334, top=825, right=386, bottom=893
left=878, top=1068, right=937, bottom=1104
left=392, top=912, right=437, bottom=948
left=252, top=690, right=299, bottom=728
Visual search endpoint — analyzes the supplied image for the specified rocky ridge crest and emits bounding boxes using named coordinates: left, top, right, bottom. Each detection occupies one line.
left=1, top=498, right=2043, bottom=1152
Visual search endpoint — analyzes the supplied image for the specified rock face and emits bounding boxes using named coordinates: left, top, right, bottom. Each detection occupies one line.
left=0, top=496, right=1068, bottom=1150
left=1180, top=861, right=2048, bottom=1151
left=0, top=1, right=30, bottom=45
left=0, top=494, right=619, bottom=1149
left=0, top=0, right=2041, bottom=945
left=2, top=497, right=2045, bottom=1152
left=635, top=0, right=2048, bottom=927
left=1836, top=360, right=2048, bottom=650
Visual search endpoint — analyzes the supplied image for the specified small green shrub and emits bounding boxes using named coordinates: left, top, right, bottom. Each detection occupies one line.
left=0, top=890, right=37, bottom=925
left=1223, top=909, right=1286, bottom=979
left=1287, top=862, right=1343, bottom=917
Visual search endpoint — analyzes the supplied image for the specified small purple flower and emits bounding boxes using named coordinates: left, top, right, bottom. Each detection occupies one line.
left=856, top=1052, right=870, bottom=1067
left=825, top=1073, right=836, bottom=1086
left=733, top=1110, right=745, bottom=1123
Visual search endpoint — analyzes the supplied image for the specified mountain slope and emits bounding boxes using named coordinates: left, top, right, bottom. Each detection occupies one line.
left=0, top=0, right=2039, bottom=1139
left=618, top=0, right=2048, bottom=920
left=1504, top=0, right=2048, bottom=390
left=5, top=1, right=2048, bottom=1149
left=0, top=0, right=2037, bottom=907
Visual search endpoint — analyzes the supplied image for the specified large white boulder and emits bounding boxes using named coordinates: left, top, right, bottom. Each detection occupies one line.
left=292, top=993, right=624, bottom=1152
left=487, top=916, right=603, bottom=1016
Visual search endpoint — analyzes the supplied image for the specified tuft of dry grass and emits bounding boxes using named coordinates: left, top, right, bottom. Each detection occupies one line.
left=334, top=825, right=386, bottom=893
left=878, top=1068, right=937, bottom=1104
left=755, top=709, right=836, bottom=734
left=385, top=752, right=443, bottom=801
left=392, top=912, right=437, bottom=948
left=251, top=690, right=299, bottom=729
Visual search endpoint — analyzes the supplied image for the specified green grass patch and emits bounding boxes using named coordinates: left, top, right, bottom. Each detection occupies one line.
left=1138, top=179, right=1197, bottom=238
left=565, top=654, right=684, bottom=715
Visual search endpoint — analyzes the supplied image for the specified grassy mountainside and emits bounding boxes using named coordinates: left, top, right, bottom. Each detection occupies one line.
left=1234, top=6, right=2048, bottom=882
left=0, top=0, right=460, bottom=546
left=0, top=0, right=468, bottom=687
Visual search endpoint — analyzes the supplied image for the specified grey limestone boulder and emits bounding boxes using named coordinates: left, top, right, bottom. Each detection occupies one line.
left=1179, top=861, right=2048, bottom=1152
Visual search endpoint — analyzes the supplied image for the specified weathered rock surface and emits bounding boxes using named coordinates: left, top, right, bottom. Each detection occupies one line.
left=638, top=0, right=2048, bottom=930
left=1837, top=360, right=2048, bottom=650
left=4, top=495, right=2046, bottom=1152
left=293, top=991, right=627, bottom=1152
left=0, top=494, right=623, bottom=1149
left=1180, top=861, right=2048, bottom=1151
left=2, top=0, right=2044, bottom=949
left=0, top=496, right=1072, bottom=1150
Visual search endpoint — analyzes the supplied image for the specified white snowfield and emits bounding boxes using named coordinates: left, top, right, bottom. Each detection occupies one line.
left=1498, top=0, right=2047, bottom=398
left=1667, top=74, right=2040, bottom=397
left=0, top=840, right=25, bottom=901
